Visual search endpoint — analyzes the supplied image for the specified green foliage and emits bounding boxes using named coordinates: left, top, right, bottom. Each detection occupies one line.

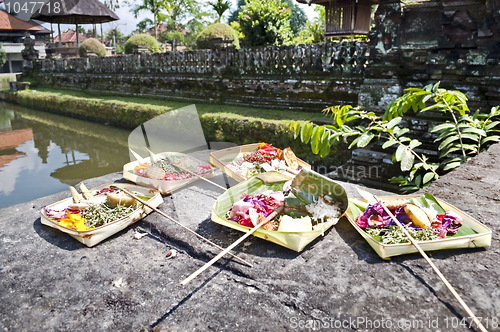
left=79, top=38, right=106, bottom=57
left=208, top=0, right=231, bottom=22
left=0, top=43, right=6, bottom=68
left=291, top=83, right=500, bottom=192
left=229, top=21, right=244, bottom=40
left=124, top=34, right=161, bottom=54
left=131, top=0, right=167, bottom=38
left=229, top=0, right=305, bottom=37
left=13, top=89, right=343, bottom=165
left=228, top=0, right=245, bottom=23
left=159, top=31, right=185, bottom=45
left=238, top=0, right=293, bottom=47
left=130, top=0, right=204, bottom=37
left=16, top=90, right=167, bottom=129
left=292, top=20, right=324, bottom=44
left=106, top=28, right=127, bottom=47
left=196, top=23, right=240, bottom=49
left=201, top=115, right=344, bottom=166
left=281, top=0, right=307, bottom=36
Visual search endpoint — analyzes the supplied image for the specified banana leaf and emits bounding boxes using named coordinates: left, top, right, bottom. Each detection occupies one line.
left=211, top=171, right=348, bottom=252
left=346, top=194, right=492, bottom=259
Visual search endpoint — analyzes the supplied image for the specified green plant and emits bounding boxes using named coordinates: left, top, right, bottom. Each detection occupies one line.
left=159, top=31, right=185, bottom=45
left=0, top=43, right=7, bottom=67
left=124, top=34, right=161, bottom=54
left=238, top=0, right=293, bottom=47
left=291, top=83, right=500, bottom=192
left=78, top=38, right=106, bottom=57
left=208, top=0, right=231, bottom=22
left=196, top=23, right=240, bottom=49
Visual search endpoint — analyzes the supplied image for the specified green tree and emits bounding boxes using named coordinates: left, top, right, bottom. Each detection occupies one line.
left=163, top=0, right=203, bottom=31
left=292, top=5, right=324, bottom=44
left=0, top=43, right=6, bottom=68
left=102, top=0, right=121, bottom=10
left=208, top=0, right=231, bottom=23
left=282, top=0, right=307, bottom=36
left=130, top=0, right=168, bottom=39
left=228, top=0, right=245, bottom=23
left=238, top=0, right=293, bottom=47
left=134, top=18, right=155, bottom=34
left=106, top=28, right=127, bottom=46
left=229, top=0, right=306, bottom=36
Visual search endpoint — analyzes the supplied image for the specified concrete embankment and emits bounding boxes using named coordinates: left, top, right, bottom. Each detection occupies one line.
left=0, top=144, right=498, bottom=331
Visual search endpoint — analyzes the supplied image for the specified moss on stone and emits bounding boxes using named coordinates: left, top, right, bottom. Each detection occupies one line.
left=124, top=34, right=161, bottom=54
left=196, top=23, right=240, bottom=49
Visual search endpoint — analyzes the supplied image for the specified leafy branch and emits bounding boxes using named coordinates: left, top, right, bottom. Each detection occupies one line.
left=291, top=83, right=500, bottom=192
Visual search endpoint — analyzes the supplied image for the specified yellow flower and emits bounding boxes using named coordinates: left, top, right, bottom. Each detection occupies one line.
left=59, top=212, right=93, bottom=231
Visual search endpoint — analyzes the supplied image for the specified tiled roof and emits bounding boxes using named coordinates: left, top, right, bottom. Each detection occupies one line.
left=0, top=10, right=47, bottom=31
left=53, top=29, right=87, bottom=43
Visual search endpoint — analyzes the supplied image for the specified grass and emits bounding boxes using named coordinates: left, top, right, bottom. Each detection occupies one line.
left=33, top=87, right=329, bottom=123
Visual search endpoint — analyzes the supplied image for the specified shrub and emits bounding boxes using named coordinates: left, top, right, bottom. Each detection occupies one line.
left=196, top=23, right=240, bottom=49
left=238, top=0, right=293, bottom=47
left=78, top=38, right=106, bottom=57
left=124, top=34, right=161, bottom=54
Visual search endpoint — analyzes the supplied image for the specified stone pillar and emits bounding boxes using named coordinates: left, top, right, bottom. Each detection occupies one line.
left=358, top=0, right=404, bottom=111
left=21, top=33, right=39, bottom=72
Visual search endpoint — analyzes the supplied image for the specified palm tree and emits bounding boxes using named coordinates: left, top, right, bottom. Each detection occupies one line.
left=131, top=0, right=165, bottom=39
left=208, top=0, right=231, bottom=23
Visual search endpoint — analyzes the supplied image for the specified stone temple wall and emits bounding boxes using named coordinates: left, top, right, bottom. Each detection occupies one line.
left=30, top=42, right=369, bottom=111
left=342, top=0, right=500, bottom=189
left=20, top=0, right=500, bottom=190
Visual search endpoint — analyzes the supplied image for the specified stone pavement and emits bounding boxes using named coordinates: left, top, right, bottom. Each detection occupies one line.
left=0, top=147, right=499, bottom=332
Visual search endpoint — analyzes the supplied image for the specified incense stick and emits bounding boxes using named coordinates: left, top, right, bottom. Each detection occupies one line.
left=366, top=192, right=487, bottom=332
left=115, top=187, right=253, bottom=268
left=180, top=206, right=284, bottom=286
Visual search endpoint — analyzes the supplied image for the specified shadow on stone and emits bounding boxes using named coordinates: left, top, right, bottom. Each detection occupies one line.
left=334, top=216, right=387, bottom=264
left=149, top=261, right=227, bottom=330
left=33, top=217, right=86, bottom=251
left=194, top=217, right=303, bottom=260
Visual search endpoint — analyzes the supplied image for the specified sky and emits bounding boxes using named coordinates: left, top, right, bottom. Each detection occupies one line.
left=39, top=0, right=319, bottom=37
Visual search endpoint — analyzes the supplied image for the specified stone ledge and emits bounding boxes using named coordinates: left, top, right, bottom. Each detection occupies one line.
left=1, top=144, right=498, bottom=331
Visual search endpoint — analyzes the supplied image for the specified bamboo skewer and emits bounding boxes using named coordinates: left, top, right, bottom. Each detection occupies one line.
left=114, top=187, right=253, bottom=268
left=358, top=188, right=487, bottom=332
left=180, top=206, right=284, bottom=286
left=141, top=148, right=228, bottom=191
left=166, top=158, right=227, bottom=191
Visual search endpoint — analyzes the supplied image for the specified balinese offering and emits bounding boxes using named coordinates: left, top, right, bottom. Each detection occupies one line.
left=346, top=193, right=492, bottom=259
left=41, top=183, right=162, bottom=247
left=210, top=143, right=311, bottom=182
left=123, top=151, right=213, bottom=194
left=211, top=169, right=348, bottom=251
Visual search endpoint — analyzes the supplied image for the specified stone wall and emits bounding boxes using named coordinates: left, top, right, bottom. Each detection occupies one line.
left=359, top=0, right=500, bottom=112
left=19, top=0, right=500, bottom=190
left=338, top=0, right=500, bottom=189
left=27, top=42, right=369, bottom=111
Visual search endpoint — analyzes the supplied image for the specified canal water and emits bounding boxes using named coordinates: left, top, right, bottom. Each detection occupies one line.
left=0, top=101, right=131, bottom=209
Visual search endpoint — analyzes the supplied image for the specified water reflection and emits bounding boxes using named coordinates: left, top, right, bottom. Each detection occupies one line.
left=0, top=102, right=131, bottom=209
